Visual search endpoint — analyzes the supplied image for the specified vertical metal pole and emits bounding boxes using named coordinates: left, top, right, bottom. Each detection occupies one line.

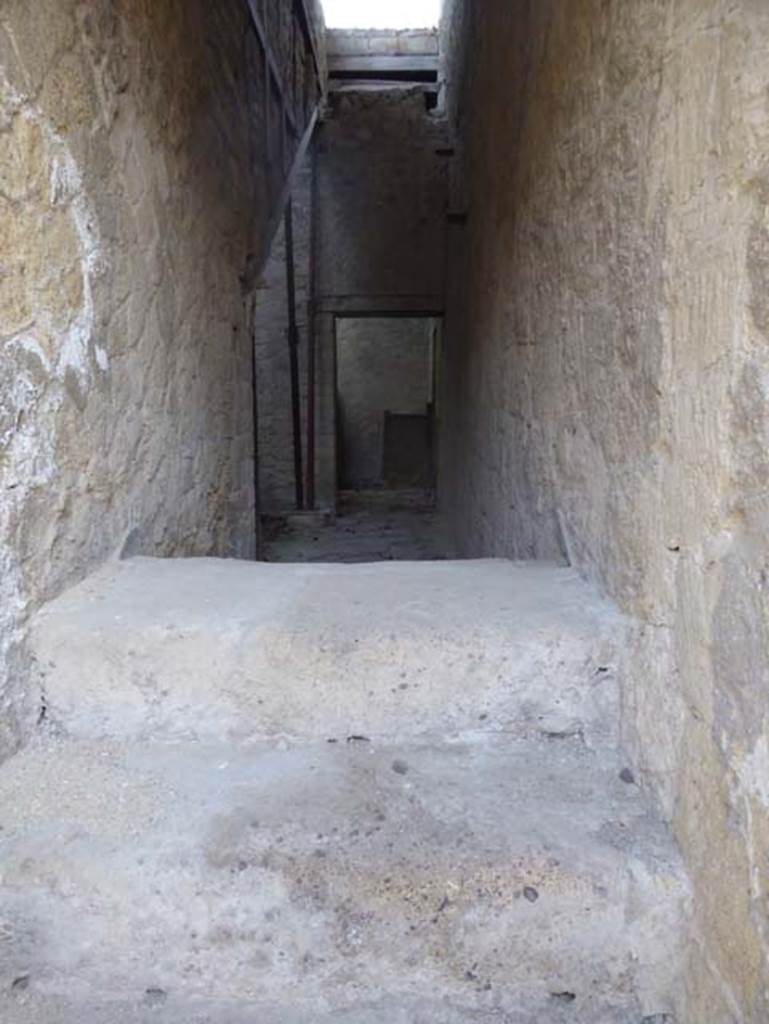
left=305, top=139, right=318, bottom=509
left=291, top=14, right=298, bottom=119
left=281, top=111, right=287, bottom=176
left=284, top=201, right=304, bottom=510
left=249, top=295, right=262, bottom=559
left=264, top=58, right=271, bottom=166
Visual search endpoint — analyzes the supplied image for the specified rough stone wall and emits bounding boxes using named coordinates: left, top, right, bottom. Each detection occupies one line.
left=0, top=0, right=321, bottom=757
left=317, top=88, right=447, bottom=303
left=337, top=317, right=433, bottom=489
left=440, top=2, right=769, bottom=1020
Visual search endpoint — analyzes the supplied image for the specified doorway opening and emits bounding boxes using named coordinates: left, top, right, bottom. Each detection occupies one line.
left=260, top=313, right=446, bottom=563
left=335, top=316, right=441, bottom=497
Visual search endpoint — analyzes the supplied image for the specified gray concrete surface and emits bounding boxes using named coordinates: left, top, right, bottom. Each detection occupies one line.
left=0, top=733, right=686, bottom=1022
left=0, top=554, right=689, bottom=1021
left=31, top=556, right=626, bottom=748
left=0, top=991, right=670, bottom=1024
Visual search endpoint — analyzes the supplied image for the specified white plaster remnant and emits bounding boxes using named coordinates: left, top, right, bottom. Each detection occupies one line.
left=735, top=728, right=769, bottom=808
left=0, top=0, right=319, bottom=765
left=0, top=82, right=102, bottom=757
left=47, top=131, right=104, bottom=383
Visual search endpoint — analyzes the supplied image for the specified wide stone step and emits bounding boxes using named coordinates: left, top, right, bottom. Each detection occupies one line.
left=0, top=992, right=672, bottom=1024
left=29, top=557, right=626, bottom=746
left=0, top=733, right=687, bottom=1022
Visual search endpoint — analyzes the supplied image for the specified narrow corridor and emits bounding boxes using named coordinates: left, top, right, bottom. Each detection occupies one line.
left=2, top=1, right=768, bottom=1022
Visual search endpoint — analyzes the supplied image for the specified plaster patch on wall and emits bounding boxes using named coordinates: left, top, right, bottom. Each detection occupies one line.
left=47, top=119, right=104, bottom=381
left=0, top=73, right=103, bottom=756
left=1, top=72, right=104, bottom=387
left=731, top=728, right=769, bottom=1010
left=735, top=728, right=769, bottom=808
left=0, top=0, right=323, bottom=759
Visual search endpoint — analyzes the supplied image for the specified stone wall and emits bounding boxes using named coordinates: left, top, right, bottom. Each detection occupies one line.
left=0, top=0, right=322, bottom=757
left=337, top=317, right=433, bottom=489
left=440, top=2, right=769, bottom=1020
left=317, top=87, right=447, bottom=303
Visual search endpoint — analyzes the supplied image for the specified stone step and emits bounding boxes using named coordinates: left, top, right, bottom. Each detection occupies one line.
left=29, top=557, right=626, bottom=746
left=0, top=992, right=674, bottom=1024
left=0, top=733, right=687, bottom=1022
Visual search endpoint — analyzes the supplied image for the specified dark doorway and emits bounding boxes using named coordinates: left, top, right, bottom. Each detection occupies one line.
left=335, top=316, right=440, bottom=493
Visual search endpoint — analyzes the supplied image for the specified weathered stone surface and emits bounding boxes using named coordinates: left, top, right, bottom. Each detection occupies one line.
left=440, top=2, right=769, bottom=1019
left=0, top=0, right=322, bottom=759
left=4, top=3, right=755, bottom=1018
left=0, top=732, right=687, bottom=1021
left=318, top=88, right=447, bottom=301
left=0, top=552, right=688, bottom=1019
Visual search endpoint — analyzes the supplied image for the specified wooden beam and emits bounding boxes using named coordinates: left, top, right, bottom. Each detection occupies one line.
left=316, top=294, right=445, bottom=317
left=328, top=55, right=438, bottom=75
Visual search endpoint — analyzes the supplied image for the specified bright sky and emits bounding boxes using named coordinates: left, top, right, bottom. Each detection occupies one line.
left=322, top=0, right=440, bottom=28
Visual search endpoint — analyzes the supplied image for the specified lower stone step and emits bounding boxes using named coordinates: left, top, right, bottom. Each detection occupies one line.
left=0, top=733, right=688, bottom=1021
left=0, top=991, right=677, bottom=1024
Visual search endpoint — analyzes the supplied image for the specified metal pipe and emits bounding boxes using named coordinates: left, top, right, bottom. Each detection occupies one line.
left=284, top=201, right=304, bottom=510
left=305, top=138, right=318, bottom=509
left=249, top=296, right=262, bottom=558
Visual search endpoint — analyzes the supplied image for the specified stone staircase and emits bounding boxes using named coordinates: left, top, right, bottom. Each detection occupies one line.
left=0, top=557, right=689, bottom=1022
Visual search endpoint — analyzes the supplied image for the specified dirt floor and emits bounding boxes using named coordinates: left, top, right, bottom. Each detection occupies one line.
left=260, top=490, right=452, bottom=563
